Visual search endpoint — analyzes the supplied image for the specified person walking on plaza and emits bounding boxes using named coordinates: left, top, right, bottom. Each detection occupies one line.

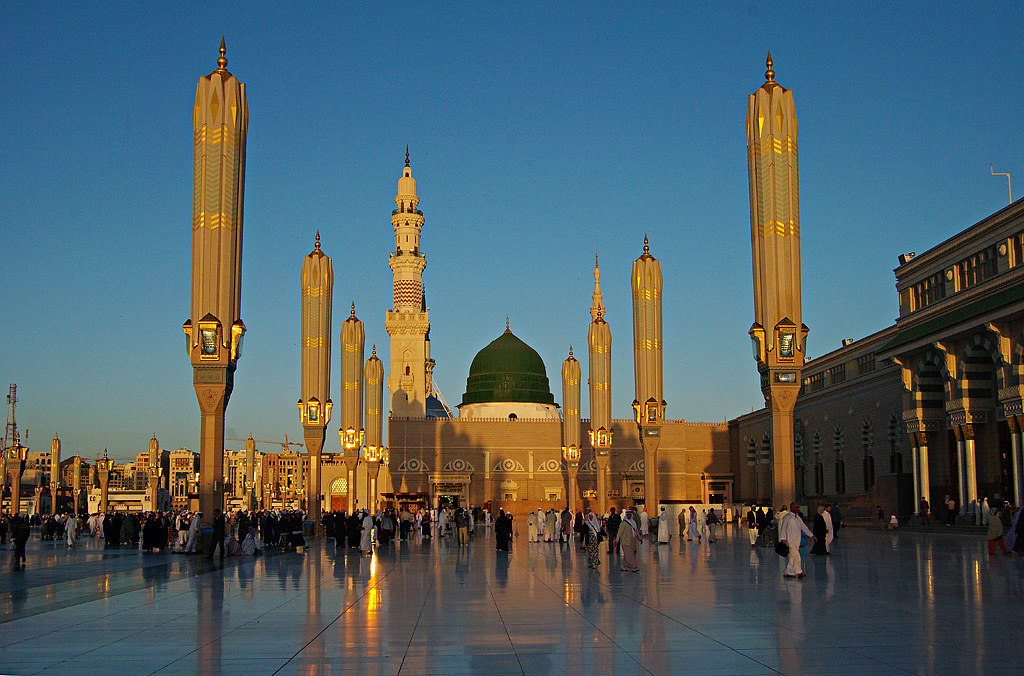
left=780, top=503, right=814, bottom=578
left=560, top=507, right=572, bottom=543
left=811, top=506, right=829, bottom=555
left=574, top=511, right=586, bottom=550
left=706, top=508, right=719, bottom=543
left=677, top=508, right=686, bottom=540
left=420, top=509, right=432, bottom=540
left=658, top=506, right=670, bottom=544
left=207, top=508, right=225, bottom=561
left=831, top=503, right=843, bottom=540
left=455, top=508, right=468, bottom=546
left=184, top=512, right=201, bottom=553
left=919, top=497, right=930, bottom=525
left=945, top=495, right=956, bottom=526
left=10, top=515, right=29, bottom=571
left=545, top=509, right=557, bottom=543
left=360, top=510, right=375, bottom=554
left=619, top=508, right=641, bottom=572
left=606, top=507, right=622, bottom=553
left=65, top=513, right=78, bottom=548
left=526, top=511, right=538, bottom=542
left=640, top=507, right=650, bottom=539
left=747, top=506, right=758, bottom=547
left=687, top=506, right=700, bottom=542
left=584, top=511, right=602, bottom=569
left=495, top=509, right=513, bottom=551
left=987, top=503, right=1011, bottom=555
left=823, top=505, right=834, bottom=553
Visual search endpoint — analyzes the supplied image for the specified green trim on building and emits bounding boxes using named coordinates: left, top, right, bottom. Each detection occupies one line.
left=878, top=280, right=1024, bottom=353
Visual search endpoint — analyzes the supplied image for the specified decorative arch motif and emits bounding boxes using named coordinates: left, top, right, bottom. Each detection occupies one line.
left=443, top=459, right=474, bottom=472
left=537, top=459, right=564, bottom=472
left=579, top=459, right=597, bottom=473
left=329, top=477, right=348, bottom=494
left=493, top=458, right=525, bottom=473
left=627, top=459, right=646, bottom=473
left=397, top=457, right=429, bottom=472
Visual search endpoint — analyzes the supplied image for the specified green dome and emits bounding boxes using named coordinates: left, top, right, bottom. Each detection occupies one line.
left=461, top=330, right=555, bottom=407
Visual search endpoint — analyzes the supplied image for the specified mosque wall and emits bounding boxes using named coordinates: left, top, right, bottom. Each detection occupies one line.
left=387, top=417, right=732, bottom=514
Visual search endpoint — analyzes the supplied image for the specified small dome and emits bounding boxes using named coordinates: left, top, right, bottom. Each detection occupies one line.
left=461, top=330, right=554, bottom=407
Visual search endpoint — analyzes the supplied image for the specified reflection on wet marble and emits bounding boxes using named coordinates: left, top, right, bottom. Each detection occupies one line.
left=1, top=523, right=1023, bottom=674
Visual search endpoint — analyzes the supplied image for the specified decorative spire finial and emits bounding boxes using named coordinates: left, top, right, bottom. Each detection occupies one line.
left=505, top=316, right=510, bottom=333
left=591, top=253, right=605, bottom=321
left=314, top=230, right=321, bottom=250
left=405, top=145, right=410, bottom=168
left=350, top=302, right=356, bottom=317
left=643, top=233, right=650, bottom=254
left=372, top=344, right=377, bottom=357
left=217, top=37, right=228, bottom=71
left=569, top=345, right=574, bottom=358
left=248, top=433, right=253, bottom=440
left=764, top=50, right=775, bottom=83
left=103, top=448, right=108, bottom=460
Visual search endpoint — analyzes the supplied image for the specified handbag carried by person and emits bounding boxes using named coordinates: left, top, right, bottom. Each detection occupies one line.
left=774, top=541, right=789, bottom=557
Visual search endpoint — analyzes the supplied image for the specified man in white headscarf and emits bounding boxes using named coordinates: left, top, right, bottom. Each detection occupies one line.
left=779, top=502, right=814, bottom=578
left=184, top=512, right=201, bottom=553
left=527, top=511, right=538, bottom=542
left=360, top=510, right=375, bottom=554
left=65, top=513, right=78, bottom=548
left=658, top=506, right=669, bottom=543
left=640, top=507, right=650, bottom=538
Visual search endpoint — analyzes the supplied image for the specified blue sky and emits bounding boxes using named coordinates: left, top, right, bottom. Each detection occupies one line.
left=2, top=3, right=1022, bottom=461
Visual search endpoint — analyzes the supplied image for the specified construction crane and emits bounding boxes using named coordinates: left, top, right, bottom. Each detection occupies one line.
left=225, top=434, right=304, bottom=452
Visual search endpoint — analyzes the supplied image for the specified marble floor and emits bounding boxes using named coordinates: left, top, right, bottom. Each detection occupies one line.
left=1, top=522, right=1023, bottom=675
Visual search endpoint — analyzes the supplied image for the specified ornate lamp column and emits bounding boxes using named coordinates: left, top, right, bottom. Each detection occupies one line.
left=182, top=39, right=248, bottom=525
left=244, top=435, right=256, bottom=510
left=562, top=347, right=581, bottom=509
left=72, top=453, right=81, bottom=513
left=632, top=236, right=666, bottom=511
left=97, top=449, right=112, bottom=513
left=148, top=434, right=160, bottom=511
left=50, top=433, right=61, bottom=515
left=299, top=231, right=333, bottom=527
left=339, top=304, right=365, bottom=511
left=588, top=256, right=613, bottom=514
left=746, top=53, right=808, bottom=507
left=364, top=346, right=384, bottom=512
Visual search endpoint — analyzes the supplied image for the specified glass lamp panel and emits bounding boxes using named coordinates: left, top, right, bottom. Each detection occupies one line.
left=200, top=329, right=218, bottom=355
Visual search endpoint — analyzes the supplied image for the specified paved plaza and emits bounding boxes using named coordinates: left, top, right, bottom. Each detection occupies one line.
left=1, top=523, right=1023, bottom=675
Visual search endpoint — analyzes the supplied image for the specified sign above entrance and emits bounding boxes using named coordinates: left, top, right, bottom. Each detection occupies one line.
left=428, top=474, right=470, bottom=483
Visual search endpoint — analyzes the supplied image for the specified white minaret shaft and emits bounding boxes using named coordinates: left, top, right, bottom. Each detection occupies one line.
left=189, top=38, right=248, bottom=342
left=299, top=231, right=333, bottom=425
left=562, top=348, right=581, bottom=449
left=588, top=255, right=612, bottom=440
left=365, top=347, right=384, bottom=449
left=50, top=434, right=61, bottom=516
left=632, top=236, right=664, bottom=420
left=386, top=148, right=431, bottom=417
left=340, top=304, right=365, bottom=443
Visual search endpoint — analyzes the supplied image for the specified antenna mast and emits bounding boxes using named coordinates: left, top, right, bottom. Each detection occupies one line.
left=991, top=164, right=1013, bottom=203
left=4, top=384, right=18, bottom=449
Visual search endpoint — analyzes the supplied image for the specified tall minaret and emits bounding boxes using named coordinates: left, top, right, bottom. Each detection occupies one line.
left=339, top=303, right=365, bottom=510
left=364, top=346, right=384, bottom=511
left=148, top=434, right=159, bottom=510
left=50, top=434, right=60, bottom=516
left=183, top=39, right=248, bottom=524
left=632, top=235, right=665, bottom=511
left=746, top=53, right=807, bottom=507
left=561, top=347, right=581, bottom=510
left=385, top=148, right=432, bottom=418
left=299, top=231, right=333, bottom=523
left=587, top=255, right=612, bottom=514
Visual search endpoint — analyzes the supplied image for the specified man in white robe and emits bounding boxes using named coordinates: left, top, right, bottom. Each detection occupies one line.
left=779, top=502, right=814, bottom=578
left=545, top=509, right=557, bottom=542
left=360, top=510, right=375, bottom=554
left=527, top=511, right=538, bottom=542
left=65, top=514, right=78, bottom=548
left=184, top=512, right=201, bottom=553
left=640, top=508, right=650, bottom=538
left=657, top=506, right=669, bottom=543
left=823, top=506, right=834, bottom=553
